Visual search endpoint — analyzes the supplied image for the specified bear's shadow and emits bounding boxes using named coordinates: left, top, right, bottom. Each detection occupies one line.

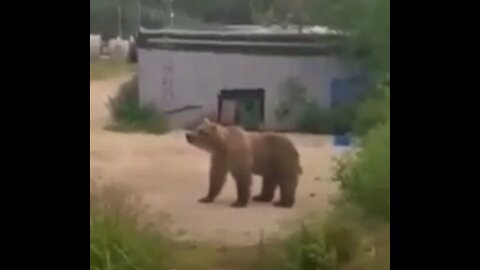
left=199, top=198, right=283, bottom=209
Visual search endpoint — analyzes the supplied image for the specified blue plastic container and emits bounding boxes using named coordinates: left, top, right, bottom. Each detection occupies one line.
left=334, top=134, right=352, bottom=146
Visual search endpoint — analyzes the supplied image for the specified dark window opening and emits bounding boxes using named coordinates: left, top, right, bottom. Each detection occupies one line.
left=217, top=89, right=265, bottom=130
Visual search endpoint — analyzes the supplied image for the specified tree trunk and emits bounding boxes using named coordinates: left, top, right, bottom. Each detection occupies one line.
left=117, top=6, right=122, bottom=38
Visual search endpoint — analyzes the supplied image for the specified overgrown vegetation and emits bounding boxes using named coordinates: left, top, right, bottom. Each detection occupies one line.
left=90, top=183, right=173, bottom=270
left=280, top=203, right=389, bottom=270
left=92, top=0, right=390, bottom=269
left=333, top=121, right=390, bottom=220
left=354, top=82, right=390, bottom=137
left=294, top=77, right=389, bottom=137
left=280, top=82, right=390, bottom=270
left=106, top=76, right=170, bottom=134
left=90, top=182, right=287, bottom=270
left=90, top=60, right=134, bottom=80
left=295, top=102, right=356, bottom=135
left=307, top=0, right=390, bottom=75
left=90, top=0, right=162, bottom=39
left=274, top=132, right=390, bottom=270
left=279, top=0, right=390, bottom=254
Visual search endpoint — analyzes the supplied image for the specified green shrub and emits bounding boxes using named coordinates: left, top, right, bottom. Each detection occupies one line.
left=107, top=76, right=170, bottom=134
left=330, top=105, right=357, bottom=135
left=354, top=84, right=390, bottom=137
left=90, top=183, right=172, bottom=270
left=279, top=204, right=389, bottom=270
left=295, top=77, right=389, bottom=136
left=281, top=76, right=390, bottom=270
left=333, top=121, right=390, bottom=220
left=282, top=210, right=363, bottom=270
left=295, top=102, right=356, bottom=135
left=296, top=102, right=332, bottom=134
left=284, top=225, right=336, bottom=270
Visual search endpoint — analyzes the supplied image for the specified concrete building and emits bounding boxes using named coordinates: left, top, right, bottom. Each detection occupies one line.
left=137, top=25, right=365, bottom=130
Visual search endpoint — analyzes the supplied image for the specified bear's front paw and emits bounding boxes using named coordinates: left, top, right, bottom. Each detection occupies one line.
left=198, top=197, right=214, bottom=203
left=273, top=201, right=294, bottom=208
left=230, top=201, right=248, bottom=208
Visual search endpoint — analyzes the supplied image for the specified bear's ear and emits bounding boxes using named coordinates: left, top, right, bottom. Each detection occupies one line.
left=203, top=118, right=211, bottom=124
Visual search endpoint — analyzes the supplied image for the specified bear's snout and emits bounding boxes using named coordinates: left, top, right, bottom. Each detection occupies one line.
left=186, top=133, right=193, bottom=143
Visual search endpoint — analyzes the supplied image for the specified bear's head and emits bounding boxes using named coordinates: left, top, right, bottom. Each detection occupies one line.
left=186, top=118, right=225, bottom=153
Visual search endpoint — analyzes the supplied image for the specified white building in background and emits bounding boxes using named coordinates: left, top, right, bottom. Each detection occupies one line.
left=137, top=25, right=366, bottom=130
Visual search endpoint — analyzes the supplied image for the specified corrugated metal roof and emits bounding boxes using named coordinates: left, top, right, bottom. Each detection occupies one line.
left=139, top=24, right=342, bottom=36
left=137, top=25, right=345, bottom=56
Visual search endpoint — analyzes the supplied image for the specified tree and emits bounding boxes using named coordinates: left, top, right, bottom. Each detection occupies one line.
left=307, top=0, right=390, bottom=74
left=250, top=0, right=390, bottom=74
left=250, top=0, right=310, bottom=29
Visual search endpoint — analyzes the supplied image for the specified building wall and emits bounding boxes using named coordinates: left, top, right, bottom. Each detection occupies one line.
left=138, top=48, right=353, bottom=129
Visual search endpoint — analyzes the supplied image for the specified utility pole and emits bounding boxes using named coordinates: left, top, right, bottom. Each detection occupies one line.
left=118, top=5, right=123, bottom=38
left=138, top=0, right=142, bottom=31
left=165, top=0, right=174, bottom=27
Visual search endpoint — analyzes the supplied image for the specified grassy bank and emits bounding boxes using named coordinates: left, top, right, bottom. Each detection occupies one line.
left=90, top=182, right=273, bottom=270
left=105, top=75, right=170, bottom=134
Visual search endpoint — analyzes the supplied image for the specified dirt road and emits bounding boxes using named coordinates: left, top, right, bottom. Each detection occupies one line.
left=90, top=75, right=340, bottom=245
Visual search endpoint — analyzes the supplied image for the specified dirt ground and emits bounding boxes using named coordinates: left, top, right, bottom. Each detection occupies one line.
left=90, top=75, right=341, bottom=246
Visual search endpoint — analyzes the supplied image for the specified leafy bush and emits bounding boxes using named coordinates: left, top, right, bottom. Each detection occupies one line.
left=330, top=105, right=357, bottom=135
left=295, top=102, right=356, bottom=135
left=354, top=85, right=390, bottom=137
left=295, top=77, right=389, bottom=136
left=90, top=183, right=172, bottom=270
left=296, top=102, right=332, bottom=134
left=333, top=120, right=390, bottom=220
left=279, top=204, right=389, bottom=270
left=283, top=78, right=391, bottom=270
left=282, top=208, right=363, bottom=270
left=107, top=76, right=170, bottom=134
left=285, top=225, right=336, bottom=270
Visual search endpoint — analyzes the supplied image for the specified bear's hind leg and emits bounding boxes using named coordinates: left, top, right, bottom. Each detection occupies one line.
left=253, top=173, right=277, bottom=202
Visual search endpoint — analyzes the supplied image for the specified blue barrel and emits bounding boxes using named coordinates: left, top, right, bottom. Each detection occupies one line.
left=334, top=134, right=352, bottom=146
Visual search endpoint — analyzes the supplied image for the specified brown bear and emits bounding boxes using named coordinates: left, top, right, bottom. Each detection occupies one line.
left=186, top=119, right=302, bottom=208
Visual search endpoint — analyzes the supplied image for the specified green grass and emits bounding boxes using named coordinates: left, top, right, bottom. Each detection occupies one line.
left=105, top=108, right=170, bottom=135
left=252, top=204, right=390, bottom=270
left=268, top=87, right=390, bottom=270
left=90, top=60, right=135, bottom=80
left=106, top=75, right=170, bottom=134
left=333, top=121, right=390, bottom=220
left=90, top=181, right=391, bottom=270
left=354, top=85, right=390, bottom=137
left=90, top=183, right=172, bottom=270
left=90, top=182, right=272, bottom=270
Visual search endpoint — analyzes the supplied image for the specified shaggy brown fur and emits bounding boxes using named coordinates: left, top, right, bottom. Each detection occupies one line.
left=186, top=119, right=302, bottom=208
